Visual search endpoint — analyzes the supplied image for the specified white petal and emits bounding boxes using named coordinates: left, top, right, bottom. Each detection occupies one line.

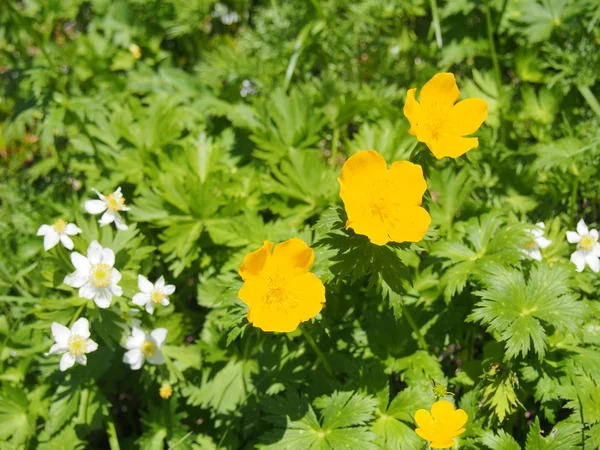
left=71, top=252, right=91, bottom=272
left=44, top=232, right=60, bottom=251
left=138, top=275, right=154, bottom=293
left=571, top=250, right=586, bottom=272
left=123, top=349, right=144, bottom=370
left=85, top=199, right=107, bottom=215
left=132, top=293, right=150, bottom=306
left=60, top=234, right=74, bottom=250
left=101, top=248, right=115, bottom=267
left=155, top=276, right=165, bottom=290
left=566, top=231, right=581, bottom=244
left=87, top=241, right=103, bottom=264
left=115, top=187, right=122, bottom=194
left=145, top=302, right=155, bottom=315
left=529, top=248, right=543, bottom=261
left=60, top=353, right=76, bottom=371
left=162, top=284, right=176, bottom=295
left=151, top=328, right=168, bottom=347
left=37, top=224, right=52, bottom=236
left=147, top=348, right=165, bottom=365
left=121, top=205, right=131, bottom=211
left=79, top=283, right=96, bottom=299
left=590, top=229, right=599, bottom=240
left=129, top=326, right=146, bottom=348
left=98, top=211, right=115, bottom=227
left=160, top=297, right=170, bottom=307
left=113, top=213, right=129, bottom=230
left=593, top=244, right=600, bottom=257
left=64, top=271, right=88, bottom=289
left=536, top=237, right=552, bottom=249
left=535, top=222, right=545, bottom=230
left=48, top=343, right=67, bottom=355
left=86, top=339, right=98, bottom=353
left=76, top=354, right=87, bottom=366
left=70, top=318, right=91, bottom=338
left=110, top=283, right=123, bottom=297
left=92, top=188, right=105, bottom=200
left=577, top=219, right=588, bottom=236
left=64, top=224, right=82, bottom=235
left=52, top=323, right=71, bottom=346
left=586, top=254, right=600, bottom=273
left=93, top=289, right=113, bottom=308
left=112, top=268, right=122, bottom=284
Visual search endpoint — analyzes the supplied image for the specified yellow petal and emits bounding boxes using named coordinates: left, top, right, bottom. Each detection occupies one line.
left=239, top=241, right=273, bottom=280
left=238, top=278, right=269, bottom=308
left=427, top=135, right=479, bottom=159
left=384, top=205, right=431, bottom=243
left=347, top=214, right=389, bottom=246
left=447, top=98, right=488, bottom=136
left=415, top=427, right=437, bottom=442
left=431, top=401, right=455, bottom=422
left=387, top=161, right=427, bottom=206
left=339, top=150, right=387, bottom=194
left=430, top=439, right=456, bottom=449
left=286, top=272, right=326, bottom=321
left=449, top=409, right=468, bottom=430
left=403, top=88, right=424, bottom=136
left=270, top=238, right=314, bottom=277
left=414, top=409, right=434, bottom=430
left=419, top=73, right=460, bottom=111
left=247, top=303, right=300, bottom=333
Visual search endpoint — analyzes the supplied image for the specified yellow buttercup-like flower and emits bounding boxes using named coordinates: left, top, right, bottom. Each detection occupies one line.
left=403, top=73, right=488, bottom=159
left=415, top=400, right=468, bottom=449
left=238, top=238, right=325, bottom=333
left=338, top=150, right=431, bottom=246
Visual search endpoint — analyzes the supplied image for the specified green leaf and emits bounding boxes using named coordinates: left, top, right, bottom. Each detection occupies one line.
left=0, top=387, right=34, bottom=445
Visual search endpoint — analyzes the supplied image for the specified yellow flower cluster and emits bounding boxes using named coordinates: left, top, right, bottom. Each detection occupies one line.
left=236, top=72, right=483, bottom=445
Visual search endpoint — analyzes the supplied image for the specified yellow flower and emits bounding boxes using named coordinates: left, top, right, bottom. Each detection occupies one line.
left=238, top=238, right=325, bottom=333
left=338, top=150, right=431, bottom=246
left=415, top=400, right=468, bottom=449
left=403, top=73, right=488, bottom=159
left=129, top=43, right=141, bottom=59
left=159, top=385, right=173, bottom=399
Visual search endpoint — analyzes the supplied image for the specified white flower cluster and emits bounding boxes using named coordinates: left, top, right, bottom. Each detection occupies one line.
left=40, top=187, right=176, bottom=372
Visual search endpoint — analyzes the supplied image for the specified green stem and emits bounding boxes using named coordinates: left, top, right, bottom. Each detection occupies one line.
left=428, top=0, right=443, bottom=48
left=69, top=303, right=85, bottom=327
left=78, top=388, right=89, bottom=424
left=484, top=0, right=504, bottom=142
left=570, top=174, right=580, bottom=225
left=401, top=302, right=429, bottom=352
left=331, top=127, right=340, bottom=161
left=577, top=85, right=600, bottom=118
left=300, top=327, right=334, bottom=378
left=104, top=407, right=121, bottom=450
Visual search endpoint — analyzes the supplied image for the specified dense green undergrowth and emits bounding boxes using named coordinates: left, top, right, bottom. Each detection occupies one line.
left=1, top=0, right=600, bottom=449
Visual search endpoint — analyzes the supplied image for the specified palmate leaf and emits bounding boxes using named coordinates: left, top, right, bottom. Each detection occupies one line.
left=525, top=418, right=581, bottom=449
left=479, top=429, right=522, bottom=450
left=469, top=263, right=586, bottom=359
left=0, top=386, right=34, bottom=445
left=260, top=390, right=378, bottom=449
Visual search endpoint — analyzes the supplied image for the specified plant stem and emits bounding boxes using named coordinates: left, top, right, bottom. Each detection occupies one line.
left=570, top=175, right=580, bottom=225
left=69, top=303, right=85, bottom=327
left=104, top=407, right=121, bottom=450
left=484, top=0, right=504, bottom=142
left=401, top=302, right=429, bottom=352
left=78, top=388, right=89, bottom=424
left=300, top=327, right=334, bottom=378
left=577, top=85, right=600, bottom=118
left=428, top=0, right=443, bottom=48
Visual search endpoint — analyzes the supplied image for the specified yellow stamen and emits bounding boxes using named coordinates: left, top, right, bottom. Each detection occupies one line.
left=580, top=234, right=597, bottom=251
left=151, top=290, right=165, bottom=304
left=524, top=240, right=537, bottom=249
left=159, top=385, right=173, bottom=399
left=53, top=219, right=68, bottom=233
left=89, top=263, right=112, bottom=287
left=68, top=335, right=88, bottom=356
left=106, top=192, right=126, bottom=212
left=141, top=340, right=156, bottom=357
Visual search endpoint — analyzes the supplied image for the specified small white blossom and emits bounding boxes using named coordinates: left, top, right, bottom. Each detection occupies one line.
left=123, top=326, right=167, bottom=370
left=85, top=187, right=130, bottom=230
left=566, top=219, right=600, bottom=272
left=47, top=318, right=98, bottom=371
left=64, top=241, right=122, bottom=308
left=523, top=222, right=552, bottom=261
left=37, top=219, right=82, bottom=251
left=132, top=275, right=176, bottom=315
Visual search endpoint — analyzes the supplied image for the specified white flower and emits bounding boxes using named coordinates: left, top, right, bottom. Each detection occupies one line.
left=85, top=187, right=130, bottom=230
left=37, top=219, right=82, bottom=251
left=64, top=241, right=122, bottom=308
left=566, top=219, right=600, bottom=272
left=47, top=318, right=98, bottom=371
left=523, top=222, right=552, bottom=261
left=132, top=275, right=176, bottom=315
left=123, top=326, right=167, bottom=370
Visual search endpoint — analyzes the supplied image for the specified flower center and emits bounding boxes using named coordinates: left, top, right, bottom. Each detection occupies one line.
left=89, top=263, right=112, bottom=287
left=68, top=335, right=88, bottom=356
left=53, top=219, right=68, bottom=233
left=106, top=193, right=126, bottom=212
left=151, top=290, right=165, bottom=304
left=524, top=240, right=537, bottom=249
left=159, top=385, right=173, bottom=399
left=580, top=234, right=597, bottom=251
left=141, top=339, right=156, bottom=357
